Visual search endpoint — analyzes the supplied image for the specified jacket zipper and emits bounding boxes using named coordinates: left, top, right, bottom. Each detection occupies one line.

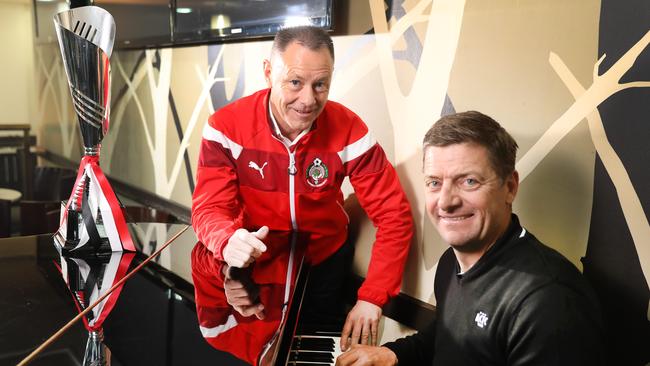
left=272, top=134, right=299, bottom=231
left=287, top=150, right=298, bottom=231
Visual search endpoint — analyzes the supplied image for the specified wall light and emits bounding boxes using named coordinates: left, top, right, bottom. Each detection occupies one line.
left=210, top=14, right=231, bottom=30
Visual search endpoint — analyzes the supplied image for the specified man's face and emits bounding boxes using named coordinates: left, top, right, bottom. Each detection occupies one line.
left=264, top=41, right=333, bottom=139
left=423, top=142, right=518, bottom=253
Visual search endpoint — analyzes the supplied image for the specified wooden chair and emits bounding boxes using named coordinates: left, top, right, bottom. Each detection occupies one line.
left=19, top=200, right=61, bottom=236
left=17, top=166, right=77, bottom=236
left=32, top=166, right=76, bottom=201
left=0, top=199, right=10, bottom=237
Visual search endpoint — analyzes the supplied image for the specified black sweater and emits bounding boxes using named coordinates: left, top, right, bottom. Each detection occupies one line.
left=384, top=215, right=604, bottom=366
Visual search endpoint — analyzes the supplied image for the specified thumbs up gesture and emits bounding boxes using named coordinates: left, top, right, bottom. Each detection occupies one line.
left=223, top=226, right=269, bottom=268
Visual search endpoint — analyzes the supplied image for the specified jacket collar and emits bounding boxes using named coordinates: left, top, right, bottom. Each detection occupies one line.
left=456, top=214, right=524, bottom=280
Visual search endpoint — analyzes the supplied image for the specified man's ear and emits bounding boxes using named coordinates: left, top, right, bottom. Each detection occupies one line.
left=263, top=59, right=272, bottom=88
left=505, top=170, right=519, bottom=205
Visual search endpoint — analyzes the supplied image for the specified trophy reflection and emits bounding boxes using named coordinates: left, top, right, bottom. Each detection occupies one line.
left=53, top=6, right=134, bottom=255
left=83, top=330, right=109, bottom=366
left=59, top=251, right=135, bottom=366
left=192, top=231, right=311, bottom=366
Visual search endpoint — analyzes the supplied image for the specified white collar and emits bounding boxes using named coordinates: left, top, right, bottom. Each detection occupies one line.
left=268, top=101, right=310, bottom=147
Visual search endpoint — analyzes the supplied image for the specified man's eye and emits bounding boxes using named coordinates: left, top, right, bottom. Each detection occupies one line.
left=464, top=178, right=478, bottom=187
left=290, top=80, right=300, bottom=87
left=426, top=180, right=440, bottom=189
left=315, top=81, right=328, bottom=91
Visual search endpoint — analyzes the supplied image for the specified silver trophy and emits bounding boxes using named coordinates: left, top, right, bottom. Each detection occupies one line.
left=54, top=6, right=134, bottom=254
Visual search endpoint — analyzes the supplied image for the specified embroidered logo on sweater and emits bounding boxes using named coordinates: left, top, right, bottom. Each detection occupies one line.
left=306, top=158, right=328, bottom=187
left=475, top=311, right=489, bottom=328
left=248, top=161, right=268, bottom=179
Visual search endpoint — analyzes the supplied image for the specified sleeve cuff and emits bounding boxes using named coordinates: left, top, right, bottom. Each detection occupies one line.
left=382, top=342, right=403, bottom=364
left=211, top=229, right=234, bottom=261
left=357, top=286, right=389, bottom=307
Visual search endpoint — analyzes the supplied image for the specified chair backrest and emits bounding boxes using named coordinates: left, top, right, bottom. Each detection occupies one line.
left=32, top=166, right=76, bottom=201
left=0, top=199, right=11, bottom=237
left=20, top=200, right=61, bottom=236
left=0, top=150, right=22, bottom=191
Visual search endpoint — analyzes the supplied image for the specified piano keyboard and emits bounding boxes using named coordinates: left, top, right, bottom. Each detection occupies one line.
left=286, top=330, right=342, bottom=365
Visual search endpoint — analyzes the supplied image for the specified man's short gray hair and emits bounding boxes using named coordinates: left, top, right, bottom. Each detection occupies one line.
left=271, top=26, right=334, bottom=61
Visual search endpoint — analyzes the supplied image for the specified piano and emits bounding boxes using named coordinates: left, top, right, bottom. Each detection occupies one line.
left=0, top=225, right=348, bottom=366
left=2, top=222, right=431, bottom=366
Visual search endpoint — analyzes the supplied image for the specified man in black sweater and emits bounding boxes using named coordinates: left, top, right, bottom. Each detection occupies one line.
left=336, top=111, right=604, bottom=365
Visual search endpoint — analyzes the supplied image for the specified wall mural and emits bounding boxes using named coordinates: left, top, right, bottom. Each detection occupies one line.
left=34, top=0, right=649, bottom=362
left=106, top=47, right=225, bottom=198
left=584, top=1, right=650, bottom=364
left=34, top=44, right=78, bottom=158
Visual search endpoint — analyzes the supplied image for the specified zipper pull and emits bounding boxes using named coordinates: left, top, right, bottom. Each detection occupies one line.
left=288, top=152, right=297, bottom=175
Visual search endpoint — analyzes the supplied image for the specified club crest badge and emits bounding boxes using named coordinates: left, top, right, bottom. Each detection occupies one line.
left=306, top=158, right=328, bottom=187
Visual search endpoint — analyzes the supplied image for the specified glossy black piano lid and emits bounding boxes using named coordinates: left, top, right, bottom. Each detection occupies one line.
left=0, top=235, right=88, bottom=365
left=1, top=228, right=318, bottom=365
left=0, top=230, right=243, bottom=365
left=101, top=259, right=249, bottom=365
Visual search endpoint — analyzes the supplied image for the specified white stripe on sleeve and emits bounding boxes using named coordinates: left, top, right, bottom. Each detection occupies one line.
left=337, top=131, right=376, bottom=164
left=202, top=124, right=243, bottom=160
left=199, top=314, right=238, bottom=338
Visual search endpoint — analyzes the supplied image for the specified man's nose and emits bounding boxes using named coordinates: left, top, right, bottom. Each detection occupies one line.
left=438, top=183, right=461, bottom=211
left=298, top=86, right=316, bottom=106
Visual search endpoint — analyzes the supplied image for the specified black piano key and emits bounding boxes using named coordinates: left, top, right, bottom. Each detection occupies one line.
left=292, top=338, right=335, bottom=351
left=293, top=343, right=334, bottom=352
left=293, top=345, right=335, bottom=353
left=289, top=351, right=334, bottom=363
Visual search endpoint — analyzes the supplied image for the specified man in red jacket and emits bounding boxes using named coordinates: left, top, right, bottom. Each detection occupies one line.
left=191, top=25, right=413, bottom=351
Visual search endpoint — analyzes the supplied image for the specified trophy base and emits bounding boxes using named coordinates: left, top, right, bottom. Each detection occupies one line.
left=55, top=200, right=114, bottom=257
left=54, top=231, right=113, bottom=258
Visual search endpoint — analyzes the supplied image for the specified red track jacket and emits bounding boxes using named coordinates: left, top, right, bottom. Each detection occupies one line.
left=192, top=89, right=413, bottom=306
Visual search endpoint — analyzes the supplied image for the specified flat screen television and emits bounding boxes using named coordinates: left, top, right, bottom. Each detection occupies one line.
left=173, top=0, right=333, bottom=45
left=88, top=0, right=333, bottom=49
left=94, top=0, right=173, bottom=49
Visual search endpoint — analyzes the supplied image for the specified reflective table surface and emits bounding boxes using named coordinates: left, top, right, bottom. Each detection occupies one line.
left=0, top=223, right=308, bottom=366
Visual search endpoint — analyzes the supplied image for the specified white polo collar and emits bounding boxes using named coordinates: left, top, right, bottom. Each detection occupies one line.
left=268, top=101, right=310, bottom=147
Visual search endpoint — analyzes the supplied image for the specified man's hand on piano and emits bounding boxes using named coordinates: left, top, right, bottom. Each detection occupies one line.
left=340, top=300, right=382, bottom=351
left=335, top=345, right=398, bottom=366
left=223, top=226, right=269, bottom=268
